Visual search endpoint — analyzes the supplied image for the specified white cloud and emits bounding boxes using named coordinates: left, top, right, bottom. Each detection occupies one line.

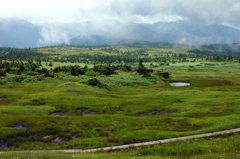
left=0, top=0, right=104, bottom=23
left=0, top=0, right=240, bottom=28
left=38, top=27, right=69, bottom=46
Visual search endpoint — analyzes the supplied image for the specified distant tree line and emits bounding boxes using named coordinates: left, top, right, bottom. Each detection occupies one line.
left=202, top=44, right=240, bottom=56
left=0, top=60, right=133, bottom=77
left=188, top=48, right=240, bottom=56
left=1, top=47, right=239, bottom=66
left=0, top=48, right=155, bottom=64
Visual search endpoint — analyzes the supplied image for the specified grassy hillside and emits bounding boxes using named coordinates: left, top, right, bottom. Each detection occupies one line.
left=0, top=45, right=239, bottom=158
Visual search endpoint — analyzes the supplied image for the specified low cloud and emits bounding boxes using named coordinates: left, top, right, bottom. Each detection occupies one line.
left=38, top=27, right=70, bottom=46
left=93, top=0, right=240, bottom=27
left=1, top=0, right=240, bottom=28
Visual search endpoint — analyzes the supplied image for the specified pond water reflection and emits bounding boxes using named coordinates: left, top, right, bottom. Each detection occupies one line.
left=77, top=109, right=96, bottom=116
left=0, top=143, right=8, bottom=148
left=0, top=97, right=6, bottom=100
left=14, top=125, right=27, bottom=129
left=50, top=112, right=68, bottom=116
left=170, top=82, right=190, bottom=87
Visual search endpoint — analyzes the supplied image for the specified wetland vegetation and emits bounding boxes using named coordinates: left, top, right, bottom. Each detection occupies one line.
left=0, top=42, right=239, bottom=158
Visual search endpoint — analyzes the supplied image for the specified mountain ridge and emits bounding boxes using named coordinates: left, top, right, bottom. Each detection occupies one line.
left=1, top=19, right=240, bottom=47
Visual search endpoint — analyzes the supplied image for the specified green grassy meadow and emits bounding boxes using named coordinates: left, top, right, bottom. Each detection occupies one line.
left=0, top=133, right=239, bottom=158
left=0, top=45, right=239, bottom=158
left=0, top=72, right=239, bottom=150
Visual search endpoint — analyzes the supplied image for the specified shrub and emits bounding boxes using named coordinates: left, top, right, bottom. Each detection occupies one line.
left=136, top=60, right=153, bottom=76
left=85, top=70, right=100, bottom=77
left=15, top=76, right=24, bottom=82
left=87, top=78, right=102, bottom=87
left=155, top=71, right=170, bottom=78
left=0, top=69, right=6, bottom=76
left=44, top=72, right=54, bottom=78
left=188, top=66, right=198, bottom=71
left=25, top=71, right=37, bottom=76
left=49, top=62, right=53, bottom=67
left=161, top=72, right=170, bottom=78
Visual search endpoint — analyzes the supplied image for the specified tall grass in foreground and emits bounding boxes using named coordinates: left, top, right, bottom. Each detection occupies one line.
left=0, top=133, right=239, bottom=159
left=0, top=151, right=72, bottom=159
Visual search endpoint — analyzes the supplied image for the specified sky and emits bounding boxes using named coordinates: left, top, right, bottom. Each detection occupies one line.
left=0, top=0, right=240, bottom=28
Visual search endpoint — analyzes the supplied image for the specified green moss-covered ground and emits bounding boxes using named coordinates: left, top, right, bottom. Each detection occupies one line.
left=0, top=71, right=239, bottom=151
left=0, top=46, right=239, bottom=158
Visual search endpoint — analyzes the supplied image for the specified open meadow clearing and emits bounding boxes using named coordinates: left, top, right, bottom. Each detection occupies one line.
left=0, top=45, right=239, bottom=158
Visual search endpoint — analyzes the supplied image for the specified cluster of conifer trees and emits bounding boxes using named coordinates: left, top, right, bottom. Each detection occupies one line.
left=1, top=47, right=239, bottom=64
left=0, top=60, right=133, bottom=77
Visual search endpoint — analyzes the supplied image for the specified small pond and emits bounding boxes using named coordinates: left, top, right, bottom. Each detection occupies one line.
left=0, top=143, right=14, bottom=148
left=140, top=110, right=174, bottom=116
left=0, top=143, right=8, bottom=148
left=77, top=109, right=96, bottom=116
left=14, top=125, right=27, bottom=129
left=170, top=82, right=190, bottom=87
left=0, top=137, right=26, bottom=148
left=0, top=97, right=6, bottom=100
left=52, top=137, right=61, bottom=143
left=50, top=112, right=68, bottom=116
left=160, top=110, right=172, bottom=114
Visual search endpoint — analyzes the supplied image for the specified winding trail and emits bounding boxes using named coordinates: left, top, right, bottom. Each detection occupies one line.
left=1, top=128, right=240, bottom=154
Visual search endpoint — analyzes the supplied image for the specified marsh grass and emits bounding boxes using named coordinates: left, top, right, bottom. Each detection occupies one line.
left=134, top=133, right=240, bottom=157
left=0, top=106, right=55, bottom=116
left=160, top=62, right=240, bottom=73
left=0, top=60, right=240, bottom=152
left=1, top=133, right=239, bottom=159
left=0, top=151, right=72, bottom=159
left=1, top=46, right=240, bottom=158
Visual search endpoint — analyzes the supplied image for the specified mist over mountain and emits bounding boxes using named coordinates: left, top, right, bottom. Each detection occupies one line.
left=0, top=19, right=42, bottom=48
left=63, top=21, right=240, bottom=46
left=106, top=24, right=163, bottom=42
left=1, top=18, right=240, bottom=47
left=68, top=35, right=119, bottom=46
